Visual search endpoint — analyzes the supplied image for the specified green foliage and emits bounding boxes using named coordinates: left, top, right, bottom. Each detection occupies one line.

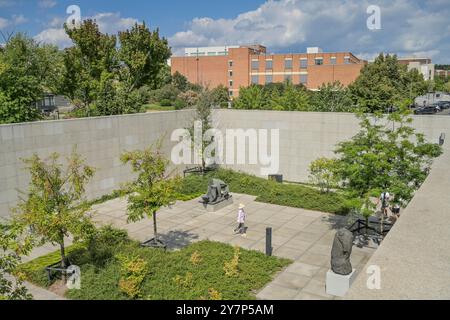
left=349, top=54, right=428, bottom=112
left=209, top=85, right=230, bottom=107
left=310, top=81, right=354, bottom=112
left=121, top=144, right=181, bottom=224
left=173, top=98, right=186, bottom=110
left=147, top=84, right=181, bottom=104
left=309, top=157, right=340, bottom=193
left=0, top=33, right=64, bottom=123
left=233, top=82, right=310, bottom=111
left=160, top=99, right=172, bottom=107
left=23, top=239, right=290, bottom=300
left=333, top=111, right=442, bottom=205
left=223, top=246, right=240, bottom=277
left=12, top=149, right=96, bottom=268
left=172, top=71, right=189, bottom=92
left=61, top=20, right=170, bottom=117
left=180, top=169, right=353, bottom=215
left=0, top=222, right=33, bottom=300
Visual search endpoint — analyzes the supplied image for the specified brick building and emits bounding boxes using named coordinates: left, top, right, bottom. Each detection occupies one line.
left=170, top=45, right=366, bottom=98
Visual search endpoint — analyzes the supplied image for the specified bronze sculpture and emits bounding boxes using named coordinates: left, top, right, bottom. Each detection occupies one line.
left=331, top=228, right=354, bottom=275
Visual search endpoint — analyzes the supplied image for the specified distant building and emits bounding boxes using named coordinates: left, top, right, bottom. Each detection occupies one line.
left=398, top=57, right=435, bottom=81
left=35, top=94, right=73, bottom=113
left=415, top=92, right=450, bottom=107
left=436, top=69, right=450, bottom=78
left=171, top=45, right=366, bottom=98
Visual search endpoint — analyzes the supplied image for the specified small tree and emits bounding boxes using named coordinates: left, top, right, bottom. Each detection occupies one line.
left=308, top=157, right=340, bottom=193
left=121, top=144, right=180, bottom=246
left=13, top=150, right=96, bottom=269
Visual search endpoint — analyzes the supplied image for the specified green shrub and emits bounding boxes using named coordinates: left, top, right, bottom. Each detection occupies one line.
left=87, top=226, right=130, bottom=267
left=160, top=99, right=173, bottom=107
left=174, top=99, right=186, bottom=110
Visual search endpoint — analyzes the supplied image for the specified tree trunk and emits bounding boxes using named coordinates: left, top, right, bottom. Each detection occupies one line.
left=60, top=236, right=66, bottom=269
left=153, top=212, right=158, bottom=241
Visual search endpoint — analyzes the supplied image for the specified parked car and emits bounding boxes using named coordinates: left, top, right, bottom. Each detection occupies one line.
left=414, top=106, right=438, bottom=115
left=435, top=101, right=450, bottom=109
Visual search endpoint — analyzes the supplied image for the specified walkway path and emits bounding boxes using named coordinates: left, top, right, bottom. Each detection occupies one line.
left=91, top=193, right=375, bottom=300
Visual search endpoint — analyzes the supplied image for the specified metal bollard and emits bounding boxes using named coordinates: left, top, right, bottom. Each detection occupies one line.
left=266, top=227, right=273, bottom=256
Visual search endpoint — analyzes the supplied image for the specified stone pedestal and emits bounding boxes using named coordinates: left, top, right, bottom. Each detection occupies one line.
left=200, top=197, right=233, bottom=212
left=326, top=269, right=357, bottom=297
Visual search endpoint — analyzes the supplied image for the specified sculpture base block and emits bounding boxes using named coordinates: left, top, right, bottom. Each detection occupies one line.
left=200, top=197, right=233, bottom=212
left=326, top=269, right=356, bottom=297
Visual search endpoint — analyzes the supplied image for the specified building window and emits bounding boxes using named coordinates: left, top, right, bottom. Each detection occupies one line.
left=229, top=90, right=234, bottom=97
left=315, top=58, right=323, bottom=65
left=330, top=57, right=337, bottom=65
left=284, top=75, right=292, bottom=83
left=285, top=59, right=293, bottom=69
left=265, top=75, right=273, bottom=84
left=251, top=60, right=259, bottom=70
left=300, top=59, right=308, bottom=69
left=266, top=60, right=273, bottom=70
left=251, top=75, right=259, bottom=85
left=300, top=74, right=308, bottom=85
left=229, top=61, right=233, bottom=67
left=229, top=70, right=233, bottom=77
left=229, top=80, right=233, bottom=87
left=344, top=57, right=350, bottom=64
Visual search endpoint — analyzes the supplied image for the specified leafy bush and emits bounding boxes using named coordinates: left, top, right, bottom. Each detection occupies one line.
left=160, top=99, right=172, bottom=107
left=116, top=253, right=149, bottom=299
left=174, top=99, right=187, bottom=110
left=177, top=90, right=200, bottom=107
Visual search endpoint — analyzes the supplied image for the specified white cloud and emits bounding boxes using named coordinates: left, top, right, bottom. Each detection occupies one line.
left=169, top=0, right=450, bottom=63
left=38, top=0, right=57, bottom=9
left=0, top=17, right=9, bottom=29
left=12, top=14, right=27, bottom=25
left=34, top=12, right=138, bottom=47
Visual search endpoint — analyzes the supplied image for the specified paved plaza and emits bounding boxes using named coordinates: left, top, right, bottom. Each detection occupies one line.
left=89, top=193, right=374, bottom=300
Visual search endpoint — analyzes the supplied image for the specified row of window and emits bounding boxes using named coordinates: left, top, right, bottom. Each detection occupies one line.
left=228, top=75, right=308, bottom=88
left=250, top=57, right=351, bottom=70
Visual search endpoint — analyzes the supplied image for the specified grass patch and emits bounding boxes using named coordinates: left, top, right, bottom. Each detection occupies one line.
left=20, top=227, right=290, bottom=300
left=179, top=169, right=354, bottom=215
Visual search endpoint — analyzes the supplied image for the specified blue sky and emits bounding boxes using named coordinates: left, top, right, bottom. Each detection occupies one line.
left=1, top=0, right=450, bottom=63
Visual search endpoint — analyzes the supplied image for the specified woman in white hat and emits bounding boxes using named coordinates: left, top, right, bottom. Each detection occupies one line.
left=234, top=204, right=247, bottom=236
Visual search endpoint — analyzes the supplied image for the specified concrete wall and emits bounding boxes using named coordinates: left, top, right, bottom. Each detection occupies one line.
left=2, top=109, right=450, bottom=220
left=215, top=109, right=450, bottom=182
left=0, top=110, right=194, bottom=219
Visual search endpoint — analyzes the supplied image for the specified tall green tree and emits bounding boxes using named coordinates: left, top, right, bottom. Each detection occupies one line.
left=121, top=145, right=180, bottom=245
left=349, top=54, right=427, bottom=112
left=0, top=34, right=62, bottom=124
left=118, top=22, right=171, bottom=91
left=334, top=110, right=442, bottom=205
left=310, top=81, right=354, bottom=112
left=13, top=150, right=96, bottom=269
left=61, top=20, right=117, bottom=114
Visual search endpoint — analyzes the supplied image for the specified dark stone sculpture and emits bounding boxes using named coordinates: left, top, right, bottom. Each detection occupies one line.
left=331, top=228, right=354, bottom=275
left=201, top=179, right=230, bottom=205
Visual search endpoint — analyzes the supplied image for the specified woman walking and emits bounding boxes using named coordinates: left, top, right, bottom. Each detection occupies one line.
left=234, top=204, right=247, bottom=237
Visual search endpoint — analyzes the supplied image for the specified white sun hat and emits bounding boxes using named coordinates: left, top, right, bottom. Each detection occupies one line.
left=239, top=203, right=245, bottom=209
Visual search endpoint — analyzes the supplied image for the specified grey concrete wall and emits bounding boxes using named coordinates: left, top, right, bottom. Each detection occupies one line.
left=215, top=109, right=450, bottom=182
left=0, top=110, right=194, bottom=219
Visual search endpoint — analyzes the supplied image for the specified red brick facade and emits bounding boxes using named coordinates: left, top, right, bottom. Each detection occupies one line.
left=171, top=45, right=365, bottom=97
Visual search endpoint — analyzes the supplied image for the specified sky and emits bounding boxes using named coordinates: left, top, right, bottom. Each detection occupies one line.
left=0, top=0, right=449, bottom=63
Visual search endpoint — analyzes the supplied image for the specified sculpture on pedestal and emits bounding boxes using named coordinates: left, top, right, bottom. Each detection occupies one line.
left=331, top=228, right=354, bottom=275
left=201, top=179, right=230, bottom=205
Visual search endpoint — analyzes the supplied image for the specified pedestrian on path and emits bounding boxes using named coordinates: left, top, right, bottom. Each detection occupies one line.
left=234, top=204, right=247, bottom=237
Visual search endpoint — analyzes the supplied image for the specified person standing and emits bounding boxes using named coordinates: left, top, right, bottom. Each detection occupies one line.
left=378, top=191, right=391, bottom=217
left=234, top=204, right=247, bottom=237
